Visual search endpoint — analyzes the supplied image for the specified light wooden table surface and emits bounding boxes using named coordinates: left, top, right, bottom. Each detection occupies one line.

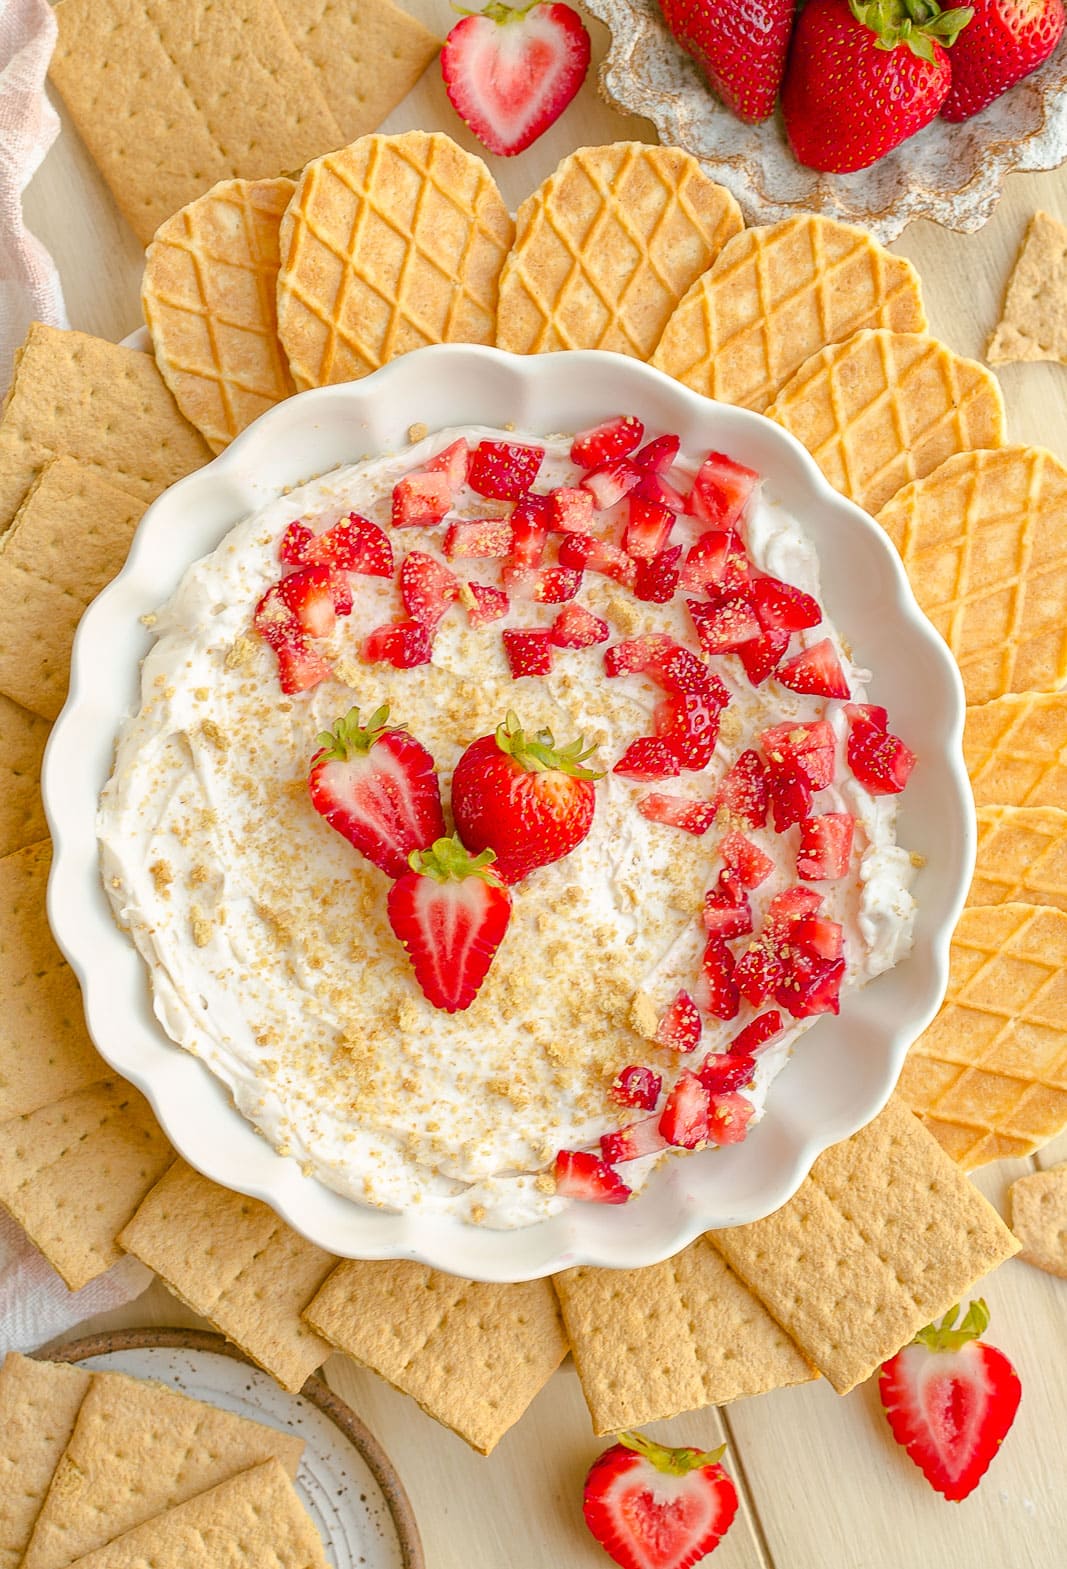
left=21, top=7, right=1067, bottom=1566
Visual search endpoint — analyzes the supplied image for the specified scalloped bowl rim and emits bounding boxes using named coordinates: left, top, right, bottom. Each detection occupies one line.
left=43, top=344, right=973, bottom=1282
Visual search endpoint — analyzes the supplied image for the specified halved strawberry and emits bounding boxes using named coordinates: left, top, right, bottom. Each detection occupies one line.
left=751, top=574, right=822, bottom=631
left=548, top=486, right=595, bottom=534
left=464, top=581, right=510, bottom=627
left=654, top=690, right=722, bottom=771
left=634, top=545, right=682, bottom=603
left=392, top=470, right=452, bottom=528
left=776, top=637, right=850, bottom=699
left=633, top=433, right=681, bottom=473
left=558, top=533, right=637, bottom=590
left=715, top=749, right=768, bottom=828
left=570, top=414, right=644, bottom=469
left=659, top=1069, right=711, bottom=1147
left=362, top=618, right=433, bottom=668
left=637, top=793, right=716, bottom=836
left=729, top=1010, right=783, bottom=1055
left=701, top=936, right=741, bottom=1020
left=502, top=628, right=553, bottom=677
left=386, top=835, right=511, bottom=1011
left=532, top=566, right=582, bottom=603
left=400, top=551, right=459, bottom=630
left=549, top=602, right=609, bottom=648
left=583, top=1432, right=738, bottom=1569
left=698, top=1050, right=756, bottom=1094
left=623, top=494, right=674, bottom=559
left=687, top=452, right=759, bottom=529
left=797, top=812, right=855, bottom=881
left=847, top=708, right=916, bottom=795
left=765, top=754, right=814, bottom=832
left=654, top=989, right=702, bottom=1052
left=443, top=517, right=512, bottom=558
left=554, top=1149, right=632, bottom=1203
left=610, top=1065, right=662, bottom=1111
left=688, top=593, right=762, bottom=655
left=680, top=529, right=749, bottom=594
left=425, top=436, right=470, bottom=488
left=601, top=1115, right=668, bottom=1164
left=308, top=705, right=446, bottom=879
left=736, top=626, right=790, bottom=686
left=469, top=440, right=544, bottom=499
left=720, top=829, right=774, bottom=889
left=613, top=738, right=681, bottom=782
left=760, top=719, right=836, bottom=790
left=702, top=886, right=754, bottom=941
left=707, top=1090, right=755, bottom=1145
left=580, top=456, right=642, bottom=509
left=281, top=513, right=393, bottom=576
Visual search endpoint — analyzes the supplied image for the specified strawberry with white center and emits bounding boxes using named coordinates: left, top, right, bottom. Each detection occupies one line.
left=362, top=618, right=433, bottom=669
left=879, top=1300, right=1021, bottom=1501
left=452, top=712, right=602, bottom=884
left=387, top=836, right=511, bottom=1012
left=583, top=1430, right=739, bottom=1569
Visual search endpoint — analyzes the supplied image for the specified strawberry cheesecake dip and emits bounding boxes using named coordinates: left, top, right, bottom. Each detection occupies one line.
left=98, top=415, right=918, bottom=1226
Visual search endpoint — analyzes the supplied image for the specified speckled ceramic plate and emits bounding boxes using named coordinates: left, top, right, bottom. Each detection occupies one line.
left=585, top=0, right=1067, bottom=242
left=39, top=1330, right=423, bottom=1569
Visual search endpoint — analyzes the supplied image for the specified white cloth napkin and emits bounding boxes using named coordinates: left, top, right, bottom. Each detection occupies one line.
left=0, top=1212, right=152, bottom=1358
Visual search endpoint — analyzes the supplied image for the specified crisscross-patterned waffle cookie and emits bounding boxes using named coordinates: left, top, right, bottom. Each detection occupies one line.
left=969, top=805, right=1067, bottom=912
left=964, top=691, right=1067, bottom=809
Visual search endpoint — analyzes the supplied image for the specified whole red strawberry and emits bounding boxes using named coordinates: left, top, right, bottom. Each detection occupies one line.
left=451, top=712, right=601, bottom=884
left=940, top=0, right=1065, bottom=119
left=387, top=836, right=511, bottom=1012
left=657, top=0, right=797, bottom=122
left=782, top=0, right=972, bottom=172
left=583, top=1430, right=738, bottom=1569
left=879, top=1299, right=1021, bottom=1500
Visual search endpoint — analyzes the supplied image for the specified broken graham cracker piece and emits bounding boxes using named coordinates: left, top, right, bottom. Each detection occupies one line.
left=305, top=1259, right=568, bottom=1454
left=766, top=328, right=1005, bottom=516
left=118, top=1161, right=336, bottom=1394
left=495, top=143, right=743, bottom=360
left=277, top=131, right=514, bottom=389
left=900, top=902, right=1067, bottom=1170
left=969, top=805, right=1067, bottom=912
left=965, top=691, right=1067, bottom=809
left=0, top=1354, right=91, bottom=1569
left=651, top=214, right=926, bottom=413
left=1009, top=1164, right=1067, bottom=1278
left=48, top=0, right=344, bottom=246
left=142, top=179, right=297, bottom=455
left=0, top=1080, right=174, bottom=1291
left=555, top=1237, right=815, bottom=1435
left=284, top=0, right=439, bottom=146
left=710, top=1096, right=1018, bottom=1395
left=877, top=446, right=1067, bottom=705
left=0, top=842, right=104, bottom=1125
left=22, top=1376, right=303, bottom=1569
left=987, top=211, right=1067, bottom=366
left=0, top=693, right=48, bottom=858
left=61, top=1461, right=327, bottom=1569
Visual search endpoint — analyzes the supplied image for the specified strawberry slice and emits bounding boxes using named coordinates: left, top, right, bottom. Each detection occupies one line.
left=702, top=886, right=754, bottom=941
left=441, top=2, right=592, bottom=159
left=468, top=439, right=544, bottom=499
left=698, top=1050, right=756, bottom=1094
left=613, top=738, right=681, bottom=782
left=580, top=456, right=642, bottom=510
left=280, top=513, right=393, bottom=576
left=610, top=1065, right=662, bottom=1111
left=720, top=828, right=774, bottom=889
left=688, top=593, right=762, bottom=655
left=570, top=414, right=644, bottom=468
left=308, top=705, right=446, bottom=879
left=548, top=486, right=595, bottom=534
left=549, top=603, right=609, bottom=648
left=425, top=437, right=470, bottom=487
left=765, top=754, right=814, bottom=832
left=623, top=494, right=674, bottom=559
left=501, top=628, right=553, bottom=677
left=554, top=1149, right=632, bottom=1203
left=391, top=471, right=452, bottom=529
left=557, top=534, right=637, bottom=590
left=583, top=1432, right=738, bottom=1569
left=400, top=552, right=459, bottom=630
left=634, top=545, right=682, bottom=604
left=634, top=433, right=681, bottom=473
left=637, top=793, right=716, bottom=836
left=878, top=1300, right=1021, bottom=1502
left=701, top=937, right=741, bottom=1020
left=654, top=690, right=722, bottom=771
left=847, top=708, right=916, bottom=795
left=776, top=637, right=850, bottom=699
left=797, top=812, right=855, bottom=880
left=464, top=582, right=510, bottom=627
left=659, top=1069, right=711, bottom=1147
left=751, top=574, right=822, bottom=631
left=601, top=1115, right=669, bottom=1164
left=736, top=626, right=790, bottom=686
left=760, top=719, right=836, bottom=791
left=654, top=989, right=702, bottom=1052
left=707, top=1090, right=755, bottom=1145
left=444, top=517, right=512, bottom=558
left=687, top=452, right=759, bottom=529
left=387, top=835, right=510, bottom=1012
left=532, top=566, right=582, bottom=603
left=715, top=749, right=768, bottom=828
left=680, top=529, right=749, bottom=594
left=729, top=1010, right=783, bottom=1055
left=362, top=618, right=433, bottom=669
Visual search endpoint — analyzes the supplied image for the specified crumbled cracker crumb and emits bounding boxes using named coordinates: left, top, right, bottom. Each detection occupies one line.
left=408, top=422, right=428, bottom=443
left=535, top=1172, right=556, bottom=1194
left=149, top=860, right=173, bottom=895
left=191, top=908, right=213, bottom=948
left=630, top=990, right=659, bottom=1041
left=470, top=1202, right=487, bottom=1223
left=910, top=851, right=927, bottom=868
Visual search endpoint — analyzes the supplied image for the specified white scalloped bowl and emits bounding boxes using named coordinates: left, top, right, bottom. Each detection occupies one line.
left=43, top=345, right=973, bottom=1282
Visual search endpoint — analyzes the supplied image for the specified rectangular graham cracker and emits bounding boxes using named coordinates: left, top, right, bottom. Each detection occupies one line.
left=284, top=0, right=439, bottom=145
left=0, top=841, right=104, bottom=1125
left=119, top=1161, right=337, bottom=1393
left=62, top=1461, right=328, bottom=1569
left=554, top=1238, right=816, bottom=1435
left=22, top=1375, right=304, bottom=1569
left=0, top=1080, right=175, bottom=1291
left=0, top=693, right=49, bottom=858
left=49, top=0, right=345, bottom=245
left=0, top=1354, right=91, bottom=1569
left=710, top=1097, right=1020, bottom=1394
left=305, top=1260, right=569, bottom=1454
left=0, top=324, right=211, bottom=534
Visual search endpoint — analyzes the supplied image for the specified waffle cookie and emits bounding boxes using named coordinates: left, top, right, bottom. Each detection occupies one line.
left=651, top=215, right=926, bottom=412
left=964, top=691, right=1067, bottom=809
left=969, top=805, right=1067, bottom=912
left=495, top=143, right=743, bottom=360
left=276, top=131, right=513, bottom=390
left=142, top=178, right=297, bottom=454
left=766, top=329, right=1005, bottom=515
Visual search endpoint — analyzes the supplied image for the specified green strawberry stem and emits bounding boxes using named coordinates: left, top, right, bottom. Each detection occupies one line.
left=313, top=704, right=400, bottom=763
left=850, top=0, right=973, bottom=60
left=494, top=711, right=604, bottom=780
left=913, top=1298, right=990, bottom=1353
left=409, top=835, right=503, bottom=885
left=618, top=1430, right=727, bottom=1475
left=452, top=0, right=541, bottom=22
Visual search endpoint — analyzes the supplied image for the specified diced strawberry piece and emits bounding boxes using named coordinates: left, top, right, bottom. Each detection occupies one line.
left=400, top=552, right=459, bottom=630
left=702, top=887, right=754, bottom=941
left=570, top=415, right=644, bottom=469
left=624, top=495, right=674, bottom=559
left=654, top=691, right=721, bottom=771
left=720, top=829, right=774, bottom=889
left=633, top=433, right=681, bottom=473
left=637, top=793, right=716, bottom=836
left=469, top=440, right=544, bottom=500
left=554, top=1149, right=632, bottom=1203
left=760, top=720, right=836, bottom=791
left=362, top=618, right=433, bottom=668
left=500, top=563, right=536, bottom=598
left=613, top=738, right=681, bottom=782
left=558, top=534, right=637, bottom=590
left=658, top=1069, right=711, bottom=1148
left=635, top=469, right=689, bottom=513
left=548, top=486, right=595, bottom=534
left=654, top=990, right=702, bottom=1052
left=688, top=594, right=762, bottom=655
left=279, top=521, right=314, bottom=565
left=392, top=470, right=452, bottom=528
left=707, top=1091, right=755, bottom=1145
left=728, top=1011, right=783, bottom=1055
left=580, top=456, right=642, bottom=510
left=280, top=513, right=394, bottom=576
left=610, top=1065, right=662, bottom=1111
left=698, top=1051, right=756, bottom=1094
left=273, top=562, right=353, bottom=639
left=634, top=545, right=682, bottom=604
left=736, top=627, right=789, bottom=686
left=509, top=502, right=549, bottom=571
left=751, top=574, right=823, bottom=632
left=502, top=628, right=552, bottom=677
left=443, top=517, right=511, bottom=558
left=464, top=582, right=509, bottom=627
left=532, top=566, right=583, bottom=603
left=797, top=813, right=855, bottom=881
left=604, top=633, right=675, bottom=679
left=768, top=884, right=823, bottom=926
left=253, top=580, right=335, bottom=693
left=776, top=637, right=850, bottom=699
left=777, top=952, right=846, bottom=1019
left=792, top=915, right=844, bottom=960
left=549, top=603, right=609, bottom=648
left=601, top=1115, right=669, bottom=1164
left=847, top=716, right=917, bottom=796
left=425, top=437, right=470, bottom=488
left=845, top=702, right=888, bottom=731
left=766, top=755, right=814, bottom=832
left=715, top=750, right=768, bottom=828
left=687, top=452, right=759, bottom=530
left=680, top=530, right=749, bottom=594
left=701, top=937, right=740, bottom=1020
left=734, top=938, right=784, bottom=1007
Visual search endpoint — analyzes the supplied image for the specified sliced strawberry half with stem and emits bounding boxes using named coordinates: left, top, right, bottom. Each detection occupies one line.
left=571, top=414, right=644, bottom=468
left=469, top=438, right=545, bottom=499
left=610, top=1065, right=662, bottom=1111
left=637, top=793, right=716, bottom=836
left=387, top=835, right=511, bottom=1012
left=776, top=637, right=850, bottom=699
left=583, top=1431, right=738, bottom=1569
left=554, top=1148, right=631, bottom=1203
left=654, top=989, right=702, bottom=1052
left=281, top=513, right=393, bottom=576
left=400, top=551, right=459, bottom=630
left=687, top=451, right=759, bottom=529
